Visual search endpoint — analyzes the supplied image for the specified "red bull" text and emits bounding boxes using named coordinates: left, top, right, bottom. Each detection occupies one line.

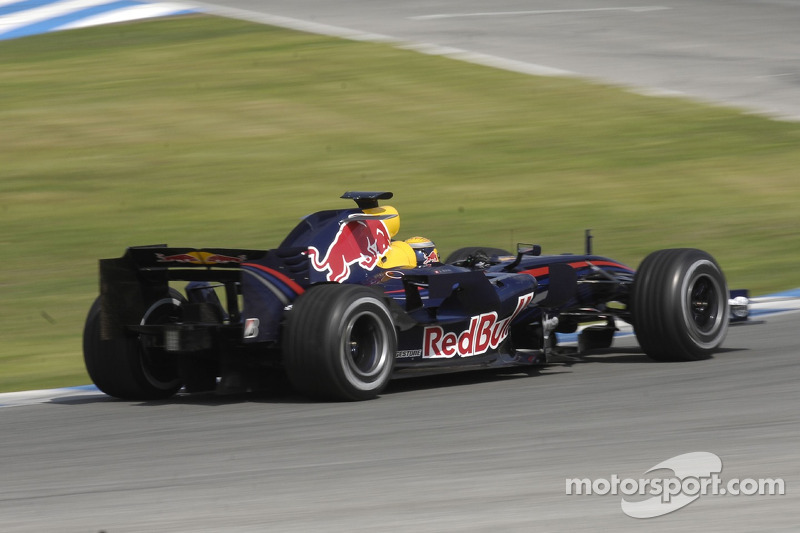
left=307, top=219, right=393, bottom=282
left=422, top=293, right=534, bottom=358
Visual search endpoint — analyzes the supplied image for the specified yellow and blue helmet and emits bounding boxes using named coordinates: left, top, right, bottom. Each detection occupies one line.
left=405, top=236, right=439, bottom=267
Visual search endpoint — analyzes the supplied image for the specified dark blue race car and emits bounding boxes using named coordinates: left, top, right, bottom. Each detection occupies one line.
left=84, top=192, right=745, bottom=401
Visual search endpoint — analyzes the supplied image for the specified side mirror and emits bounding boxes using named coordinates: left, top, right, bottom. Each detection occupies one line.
left=517, top=243, right=542, bottom=256
left=504, top=243, right=541, bottom=271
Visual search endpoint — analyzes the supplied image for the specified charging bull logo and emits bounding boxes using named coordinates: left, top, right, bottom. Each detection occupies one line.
left=421, top=249, right=439, bottom=266
left=155, top=251, right=245, bottom=265
left=307, top=218, right=393, bottom=282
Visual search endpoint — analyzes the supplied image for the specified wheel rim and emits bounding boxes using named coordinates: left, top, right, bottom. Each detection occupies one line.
left=139, top=297, right=183, bottom=390
left=690, top=276, right=718, bottom=331
left=340, top=305, right=392, bottom=387
left=681, top=260, right=726, bottom=346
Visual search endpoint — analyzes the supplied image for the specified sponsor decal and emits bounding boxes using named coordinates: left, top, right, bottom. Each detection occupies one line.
left=243, top=318, right=260, bottom=339
left=155, top=253, right=201, bottom=264
left=306, top=218, right=393, bottom=282
left=396, top=349, right=422, bottom=359
left=204, top=253, right=245, bottom=264
left=421, top=249, right=439, bottom=266
left=422, top=293, right=533, bottom=358
left=156, top=251, right=245, bottom=265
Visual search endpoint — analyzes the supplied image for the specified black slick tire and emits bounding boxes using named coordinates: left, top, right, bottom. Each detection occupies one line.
left=631, top=248, right=729, bottom=361
left=83, top=290, right=184, bottom=400
left=282, top=284, right=396, bottom=401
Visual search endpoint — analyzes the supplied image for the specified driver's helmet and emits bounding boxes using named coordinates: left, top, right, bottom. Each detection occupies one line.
left=405, top=236, right=439, bottom=267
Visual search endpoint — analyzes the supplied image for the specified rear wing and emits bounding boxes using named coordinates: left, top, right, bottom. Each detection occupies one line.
left=98, top=245, right=308, bottom=342
left=117, top=245, right=268, bottom=269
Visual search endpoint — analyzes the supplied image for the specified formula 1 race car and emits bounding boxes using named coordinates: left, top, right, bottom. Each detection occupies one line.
left=83, top=192, right=745, bottom=401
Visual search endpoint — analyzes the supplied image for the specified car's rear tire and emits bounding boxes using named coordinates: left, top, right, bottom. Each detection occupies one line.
left=631, top=248, right=729, bottom=361
left=282, top=284, right=396, bottom=401
left=83, top=290, right=184, bottom=400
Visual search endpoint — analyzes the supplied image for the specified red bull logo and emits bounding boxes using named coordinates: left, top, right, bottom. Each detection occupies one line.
left=421, top=249, right=439, bottom=266
left=156, top=251, right=245, bottom=265
left=204, top=254, right=244, bottom=264
left=307, top=218, right=393, bottom=282
left=422, top=293, right=533, bottom=358
left=156, top=253, right=202, bottom=264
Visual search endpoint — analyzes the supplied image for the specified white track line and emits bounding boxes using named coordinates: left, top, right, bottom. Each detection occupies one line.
left=185, top=2, right=577, bottom=78
left=187, top=1, right=396, bottom=42
left=0, top=386, right=104, bottom=409
left=410, top=7, right=671, bottom=21
left=59, top=2, right=193, bottom=30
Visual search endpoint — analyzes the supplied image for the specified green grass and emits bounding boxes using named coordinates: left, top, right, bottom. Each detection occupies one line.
left=2, top=15, right=799, bottom=392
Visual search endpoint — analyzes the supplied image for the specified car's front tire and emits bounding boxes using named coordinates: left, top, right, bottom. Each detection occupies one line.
left=631, top=248, right=729, bottom=361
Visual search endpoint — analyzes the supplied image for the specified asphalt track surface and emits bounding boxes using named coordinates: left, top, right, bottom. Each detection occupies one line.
left=3, top=2, right=799, bottom=531
left=188, top=0, right=800, bottom=121
left=1, top=311, right=798, bottom=531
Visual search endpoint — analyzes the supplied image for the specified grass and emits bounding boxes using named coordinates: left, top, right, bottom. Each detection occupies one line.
left=1, top=15, right=799, bottom=392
